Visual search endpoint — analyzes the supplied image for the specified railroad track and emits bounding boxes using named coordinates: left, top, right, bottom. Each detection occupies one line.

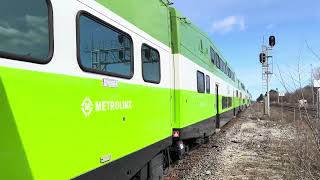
left=272, top=103, right=320, bottom=153
left=164, top=117, right=239, bottom=180
left=165, top=105, right=320, bottom=179
left=165, top=141, right=218, bottom=180
left=271, top=103, right=318, bottom=118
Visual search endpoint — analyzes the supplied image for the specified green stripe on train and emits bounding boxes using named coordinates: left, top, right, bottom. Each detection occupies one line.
left=0, top=66, right=171, bottom=180
left=173, top=90, right=244, bottom=129
left=0, top=66, right=247, bottom=179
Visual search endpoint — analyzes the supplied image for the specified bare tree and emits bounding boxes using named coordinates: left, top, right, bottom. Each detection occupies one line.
left=306, top=40, right=320, bottom=61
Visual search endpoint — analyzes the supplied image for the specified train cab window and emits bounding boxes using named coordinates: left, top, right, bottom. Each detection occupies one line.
left=0, top=0, right=53, bottom=63
left=78, top=12, right=133, bottom=78
left=197, top=71, right=205, bottom=93
left=141, top=44, right=161, bottom=83
left=206, top=75, right=210, bottom=93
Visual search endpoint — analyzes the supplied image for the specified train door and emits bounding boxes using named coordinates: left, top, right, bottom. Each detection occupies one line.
left=216, top=84, right=220, bottom=128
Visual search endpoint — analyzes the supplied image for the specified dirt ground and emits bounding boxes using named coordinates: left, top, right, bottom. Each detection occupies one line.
left=165, top=103, right=320, bottom=180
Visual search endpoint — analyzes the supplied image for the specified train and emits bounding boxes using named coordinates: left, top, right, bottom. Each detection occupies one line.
left=0, top=0, right=251, bottom=180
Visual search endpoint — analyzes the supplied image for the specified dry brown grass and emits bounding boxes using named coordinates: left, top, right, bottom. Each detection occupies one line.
left=271, top=106, right=320, bottom=179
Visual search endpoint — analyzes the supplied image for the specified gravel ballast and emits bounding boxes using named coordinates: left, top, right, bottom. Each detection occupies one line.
left=165, top=104, right=320, bottom=180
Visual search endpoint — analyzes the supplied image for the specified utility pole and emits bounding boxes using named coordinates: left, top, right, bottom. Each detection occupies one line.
left=311, top=64, right=315, bottom=106
left=276, top=88, right=279, bottom=104
left=260, top=36, right=276, bottom=117
left=279, top=92, right=285, bottom=121
left=318, top=88, right=320, bottom=119
left=314, top=80, right=320, bottom=119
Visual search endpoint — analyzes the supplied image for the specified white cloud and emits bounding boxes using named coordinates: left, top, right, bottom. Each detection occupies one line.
left=0, top=14, right=48, bottom=47
left=0, top=14, right=49, bottom=58
left=210, top=16, right=246, bottom=34
left=266, top=24, right=275, bottom=30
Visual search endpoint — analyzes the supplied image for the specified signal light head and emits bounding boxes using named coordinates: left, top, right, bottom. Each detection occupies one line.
left=269, top=35, right=276, bottom=47
left=259, top=52, right=266, bottom=64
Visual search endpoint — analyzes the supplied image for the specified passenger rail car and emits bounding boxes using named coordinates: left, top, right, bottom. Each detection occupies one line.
left=169, top=8, right=250, bottom=156
left=0, top=0, right=251, bottom=180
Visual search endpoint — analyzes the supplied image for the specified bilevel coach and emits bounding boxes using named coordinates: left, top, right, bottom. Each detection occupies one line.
left=0, top=0, right=251, bottom=179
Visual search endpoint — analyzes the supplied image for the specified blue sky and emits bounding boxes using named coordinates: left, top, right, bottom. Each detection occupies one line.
left=173, top=0, right=320, bottom=99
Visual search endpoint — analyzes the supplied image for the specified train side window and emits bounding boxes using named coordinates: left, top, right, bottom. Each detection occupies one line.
left=225, top=65, right=228, bottom=75
left=200, top=39, right=203, bottom=52
left=210, top=47, right=215, bottom=64
left=222, top=96, right=232, bottom=109
left=216, top=55, right=220, bottom=69
left=226, top=67, right=228, bottom=75
left=221, top=60, right=225, bottom=73
left=222, top=60, right=224, bottom=72
left=206, top=75, right=210, bottom=93
left=77, top=12, right=133, bottom=79
left=141, top=44, right=161, bottom=83
left=221, top=60, right=223, bottom=72
left=0, top=0, right=53, bottom=64
left=197, top=71, right=205, bottom=93
left=214, top=53, right=218, bottom=67
left=222, top=96, right=227, bottom=109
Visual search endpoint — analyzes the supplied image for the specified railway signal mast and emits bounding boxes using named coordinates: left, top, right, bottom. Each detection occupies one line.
left=260, top=36, right=276, bottom=116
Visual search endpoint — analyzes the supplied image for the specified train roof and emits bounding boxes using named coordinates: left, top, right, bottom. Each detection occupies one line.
left=169, top=7, right=239, bottom=88
left=96, top=0, right=172, bottom=47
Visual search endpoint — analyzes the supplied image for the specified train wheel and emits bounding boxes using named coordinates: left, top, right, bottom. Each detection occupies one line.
left=175, top=140, right=186, bottom=160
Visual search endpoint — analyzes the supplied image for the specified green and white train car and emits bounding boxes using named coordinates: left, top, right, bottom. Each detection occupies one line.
left=170, top=8, right=250, bottom=144
left=0, top=0, right=250, bottom=180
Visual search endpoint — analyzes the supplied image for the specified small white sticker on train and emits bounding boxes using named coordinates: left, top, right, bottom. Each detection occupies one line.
left=103, top=78, right=118, bottom=88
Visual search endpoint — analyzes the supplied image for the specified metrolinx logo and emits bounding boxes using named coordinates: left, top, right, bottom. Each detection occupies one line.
left=81, top=97, right=93, bottom=117
left=81, top=97, right=133, bottom=117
